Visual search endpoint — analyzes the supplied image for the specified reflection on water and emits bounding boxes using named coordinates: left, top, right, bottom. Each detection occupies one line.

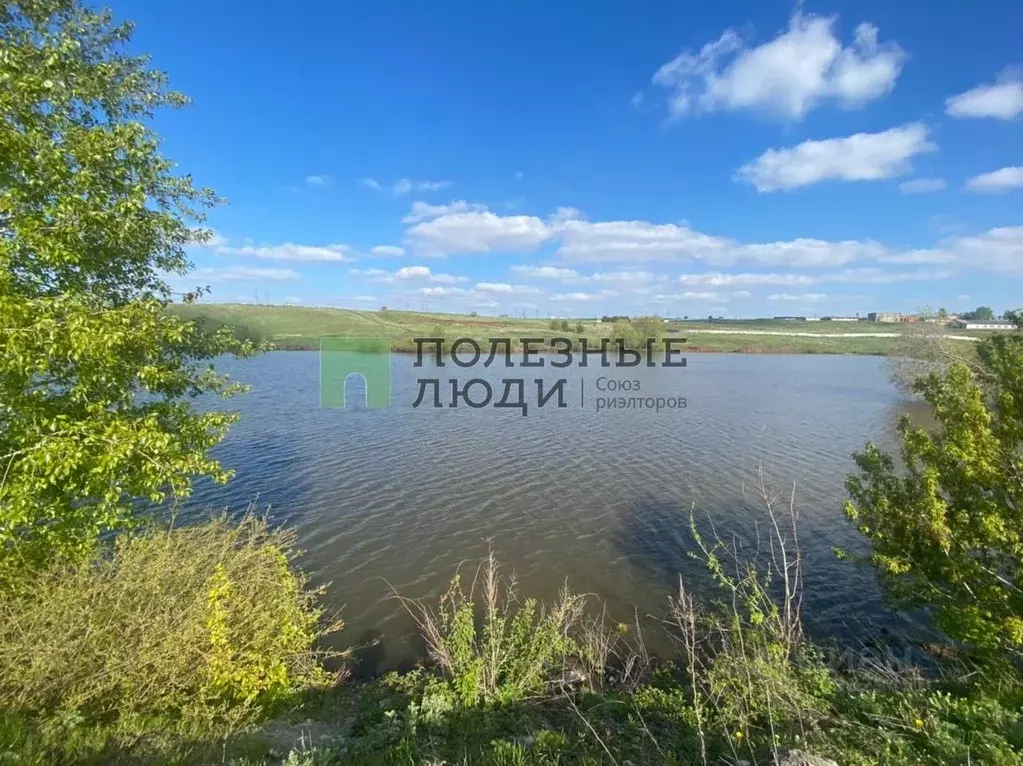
left=188, top=351, right=927, bottom=669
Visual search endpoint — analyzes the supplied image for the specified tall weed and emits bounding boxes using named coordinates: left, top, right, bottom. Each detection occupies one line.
left=396, top=549, right=586, bottom=706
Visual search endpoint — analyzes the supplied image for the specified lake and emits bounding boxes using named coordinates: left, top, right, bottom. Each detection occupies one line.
left=189, top=350, right=927, bottom=673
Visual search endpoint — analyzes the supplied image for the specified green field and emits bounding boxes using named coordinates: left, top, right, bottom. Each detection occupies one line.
left=168, top=303, right=983, bottom=357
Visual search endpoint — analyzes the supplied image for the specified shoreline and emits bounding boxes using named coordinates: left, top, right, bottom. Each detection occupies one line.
left=272, top=341, right=892, bottom=356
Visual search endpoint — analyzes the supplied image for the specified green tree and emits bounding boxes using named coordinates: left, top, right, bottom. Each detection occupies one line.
left=0, top=0, right=259, bottom=569
left=610, top=316, right=663, bottom=350
left=962, top=306, right=995, bottom=321
left=845, top=312, right=1023, bottom=650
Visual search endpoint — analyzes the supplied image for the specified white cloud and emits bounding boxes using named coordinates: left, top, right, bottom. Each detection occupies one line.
left=406, top=210, right=552, bottom=257
left=946, top=71, right=1023, bottom=119
left=370, top=245, right=405, bottom=257
left=305, top=175, right=331, bottom=187
left=399, top=202, right=1023, bottom=283
left=965, top=166, right=1023, bottom=193
left=474, top=282, right=515, bottom=294
left=830, top=267, right=953, bottom=283
left=402, top=200, right=487, bottom=224
left=350, top=265, right=467, bottom=284
left=510, top=265, right=580, bottom=280
left=945, top=227, right=1023, bottom=273
left=590, top=270, right=655, bottom=283
left=550, top=290, right=618, bottom=302
left=678, top=272, right=817, bottom=286
left=394, top=266, right=432, bottom=279
left=362, top=178, right=452, bottom=197
left=217, top=243, right=354, bottom=262
left=676, top=268, right=951, bottom=287
left=683, top=292, right=724, bottom=301
left=283, top=296, right=304, bottom=304
left=349, top=267, right=390, bottom=278
left=685, top=290, right=749, bottom=301
left=418, top=286, right=468, bottom=296
left=875, top=248, right=953, bottom=266
left=899, top=177, right=947, bottom=194
left=474, top=282, right=541, bottom=295
left=652, top=13, right=904, bottom=121
left=549, top=206, right=584, bottom=223
left=416, top=180, right=452, bottom=192
left=193, top=266, right=300, bottom=282
left=732, top=238, right=890, bottom=267
left=738, top=123, right=935, bottom=192
left=358, top=178, right=385, bottom=193
left=630, top=91, right=644, bottom=108
left=650, top=290, right=751, bottom=302
left=556, top=219, right=728, bottom=262
left=768, top=292, right=829, bottom=302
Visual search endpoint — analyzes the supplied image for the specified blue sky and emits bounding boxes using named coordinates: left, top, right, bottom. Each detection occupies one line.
left=120, top=0, right=1022, bottom=318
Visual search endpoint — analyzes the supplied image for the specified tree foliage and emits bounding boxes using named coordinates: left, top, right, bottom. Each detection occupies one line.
left=846, top=313, right=1023, bottom=650
left=0, top=0, right=261, bottom=568
left=611, top=315, right=664, bottom=349
left=961, top=306, right=996, bottom=321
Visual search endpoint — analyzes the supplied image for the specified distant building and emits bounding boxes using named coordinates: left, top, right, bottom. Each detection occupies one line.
left=868, top=312, right=917, bottom=323
left=805, top=316, right=821, bottom=322
left=955, top=321, right=1016, bottom=331
left=823, top=316, right=860, bottom=322
left=773, top=316, right=806, bottom=321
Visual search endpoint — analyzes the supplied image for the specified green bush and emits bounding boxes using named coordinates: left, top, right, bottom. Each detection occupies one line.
left=0, top=515, right=343, bottom=747
left=846, top=317, right=1023, bottom=650
left=611, top=315, right=664, bottom=350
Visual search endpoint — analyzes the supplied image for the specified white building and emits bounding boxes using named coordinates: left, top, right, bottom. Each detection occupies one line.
left=961, top=321, right=1015, bottom=331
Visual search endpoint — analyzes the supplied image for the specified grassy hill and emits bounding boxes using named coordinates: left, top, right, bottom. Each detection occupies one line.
left=168, top=302, right=982, bottom=356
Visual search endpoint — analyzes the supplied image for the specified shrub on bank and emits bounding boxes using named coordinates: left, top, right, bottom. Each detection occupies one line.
left=0, top=515, right=342, bottom=757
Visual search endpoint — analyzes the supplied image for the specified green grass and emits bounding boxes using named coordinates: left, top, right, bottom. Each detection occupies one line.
left=168, top=304, right=985, bottom=357
left=169, top=304, right=559, bottom=351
